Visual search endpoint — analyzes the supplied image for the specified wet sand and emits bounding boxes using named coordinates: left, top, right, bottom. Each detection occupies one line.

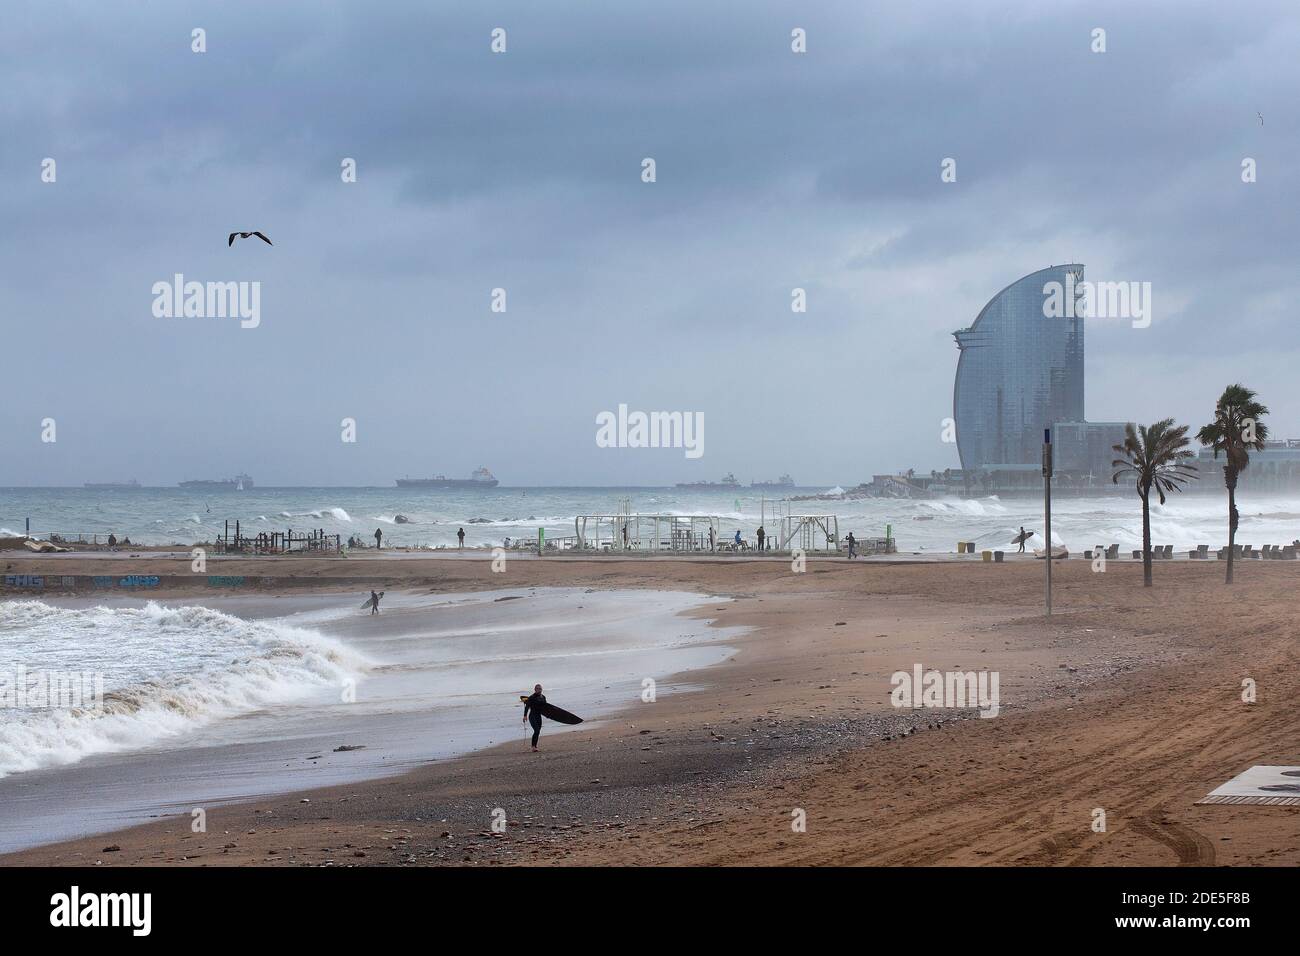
left=1, top=552, right=1297, bottom=866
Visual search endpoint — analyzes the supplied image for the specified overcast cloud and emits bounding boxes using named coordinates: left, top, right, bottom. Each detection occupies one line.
left=1, top=0, right=1297, bottom=486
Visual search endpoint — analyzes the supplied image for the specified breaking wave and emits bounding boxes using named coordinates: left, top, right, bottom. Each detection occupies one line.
left=0, top=601, right=371, bottom=778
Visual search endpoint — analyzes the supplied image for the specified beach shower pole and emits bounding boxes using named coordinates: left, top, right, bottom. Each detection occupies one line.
left=1042, top=428, right=1053, bottom=616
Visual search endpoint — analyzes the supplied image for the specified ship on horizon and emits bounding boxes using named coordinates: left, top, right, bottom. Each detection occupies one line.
left=676, top=472, right=741, bottom=490
left=750, top=473, right=795, bottom=489
left=179, top=473, right=254, bottom=491
left=395, top=466, right=499, bottom=489
left=83, top=478, right=142, bottom=490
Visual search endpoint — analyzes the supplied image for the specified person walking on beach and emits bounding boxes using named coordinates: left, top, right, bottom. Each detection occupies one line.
left=374, top=527, right=383, bottom=550
left=756, top=525, right=766, bottom=551
left=457, top=527, right=465, bottom=549
left=1017, top=526, right=1027, bottom=553
left=734, top=529, right=743, bottom=550
left=622, top=523, right=629, bottom=549
left=847, top=531, right=857, bottom=559
left=368, top=590, right=381, bottom=615
left=522, top=683, right=546, bottom=752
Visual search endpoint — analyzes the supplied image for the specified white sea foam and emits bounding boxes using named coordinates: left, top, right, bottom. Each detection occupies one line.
left=279, top=507, right=352, bottom=522
left=0, top=601, right=372, bottom=778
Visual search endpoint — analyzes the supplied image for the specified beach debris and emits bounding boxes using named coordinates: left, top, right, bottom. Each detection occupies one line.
left=228, top=231, right=272, bottom=246
left=101, top=844, right=121, bottom=853
left=333, top=745, right=365, bottom=752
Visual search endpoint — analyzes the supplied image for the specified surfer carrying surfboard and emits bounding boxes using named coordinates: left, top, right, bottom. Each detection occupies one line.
left=368, top=590, right=382, bottom=615
left=523, top=684, right=546, bottom=752
left=519, top=686, right=584, bottom=752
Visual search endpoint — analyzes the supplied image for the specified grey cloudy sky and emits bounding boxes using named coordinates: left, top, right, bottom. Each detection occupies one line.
left=2, top=0, right=1297, bottom=486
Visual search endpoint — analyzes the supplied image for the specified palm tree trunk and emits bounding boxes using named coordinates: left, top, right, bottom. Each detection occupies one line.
left=1141, top=489, right=1152, bottom=587
left=1225, top=465, right=1238, bottom=585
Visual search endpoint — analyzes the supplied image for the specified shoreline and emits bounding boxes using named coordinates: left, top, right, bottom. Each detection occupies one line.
left=0, top=583, right=743, bottom=854
left=2, top=555, right=1298, bottom=866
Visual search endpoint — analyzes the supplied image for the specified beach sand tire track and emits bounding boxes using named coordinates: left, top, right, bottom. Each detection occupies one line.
left=1128, top=806, right=1216, bottom=865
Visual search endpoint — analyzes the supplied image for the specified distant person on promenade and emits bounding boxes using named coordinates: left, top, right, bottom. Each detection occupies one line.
left=708, top=526, right=715, bottom=551
left=1017, top=526, right=1027, bottom=553
left=847, top=531, right=857, bottom=559
left=374, top=527, right=383, bottom=550
left=458, top=527, right=466, bottom=549
left=107, top=534, right=117, bottom=549
left=734, top=529, right=743, bottom=550
left=523, top=683, right=546, bottom=752
left=756, top=525, right=766, bottom=551
left=622, top=523, right=629, bottom=548
left=368, top=590, right=381, bottom=615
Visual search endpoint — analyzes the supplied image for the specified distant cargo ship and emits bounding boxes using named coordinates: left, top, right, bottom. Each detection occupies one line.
left=83, top=479, right=142, bottom=490
left=179, top=473, right=254, bottom=491
left=396, top=466, right=499, bottom=489
left=676, top=472, right=741, bottom=490
left=751, top=474, right=795, bottom=489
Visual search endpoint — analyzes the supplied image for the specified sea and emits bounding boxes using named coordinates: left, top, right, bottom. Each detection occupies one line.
left=2, top=484, right=1298, bottom=554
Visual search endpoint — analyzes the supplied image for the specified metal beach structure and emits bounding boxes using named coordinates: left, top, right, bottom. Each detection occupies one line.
left=571, top=508, right=720, bottom=553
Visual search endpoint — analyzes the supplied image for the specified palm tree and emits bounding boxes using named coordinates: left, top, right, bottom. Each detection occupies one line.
left=1111, top=420, right=1199, bottom=587
left=1197, top=385, right=1269, bottom=584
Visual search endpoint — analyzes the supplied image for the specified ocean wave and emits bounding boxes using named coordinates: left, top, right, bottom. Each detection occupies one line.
left=0, top=601, right=371, bottom=778
left=279, top=507, right=352, bottom=522
left=921, top=497, right=1008, bottom=517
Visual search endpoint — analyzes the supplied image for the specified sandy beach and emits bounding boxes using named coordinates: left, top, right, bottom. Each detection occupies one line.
left=0, top=550, right=1296, bottom=867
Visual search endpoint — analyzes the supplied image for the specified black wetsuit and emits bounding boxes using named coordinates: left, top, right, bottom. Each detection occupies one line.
left=524, top=691, right=545, bottom=747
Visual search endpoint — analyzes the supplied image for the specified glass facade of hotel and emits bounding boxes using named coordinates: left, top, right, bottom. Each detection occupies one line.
left=953, top=265, right=1086, bottom=474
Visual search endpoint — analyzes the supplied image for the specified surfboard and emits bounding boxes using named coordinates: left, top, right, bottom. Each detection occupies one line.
left=360, top=590, right=385, bottom=609
left=1012, top=531, right=1035, bottom=544
left=519, top=696, right=584, bottom=724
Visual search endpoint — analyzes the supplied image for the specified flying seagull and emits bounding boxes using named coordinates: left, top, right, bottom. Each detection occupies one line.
left=228, top=231, right=272, bottom=247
